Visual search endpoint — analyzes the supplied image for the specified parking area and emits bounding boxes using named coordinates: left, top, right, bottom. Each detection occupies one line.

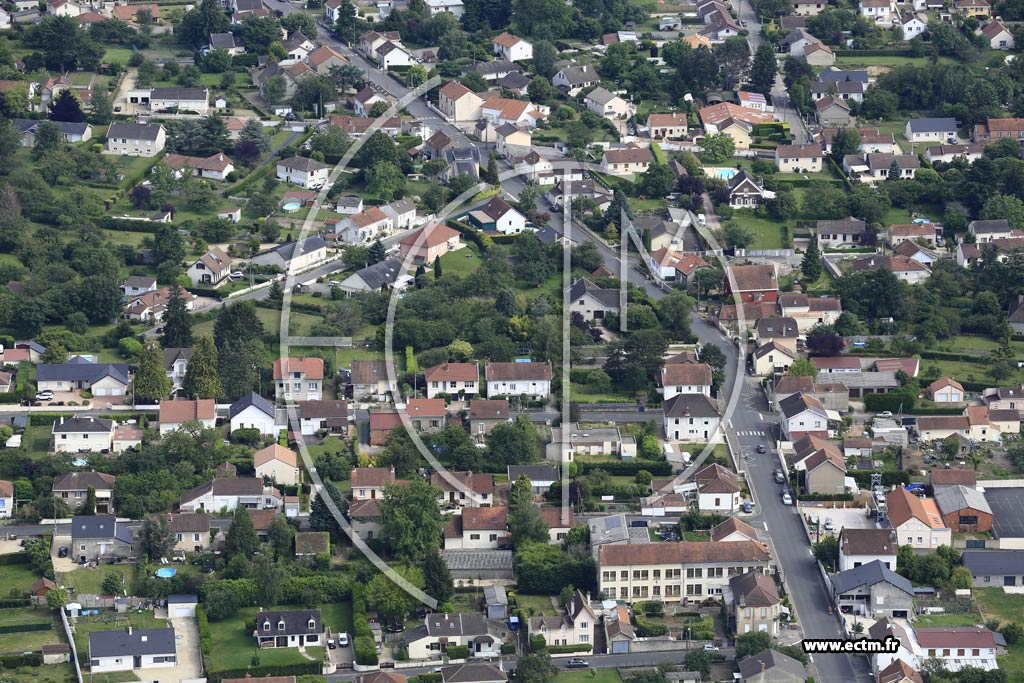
left=984, top=488, right=1024, bottom=540
left=797, top=504, right=875, bottom=540
left=139, top=617, right=203, bottom=683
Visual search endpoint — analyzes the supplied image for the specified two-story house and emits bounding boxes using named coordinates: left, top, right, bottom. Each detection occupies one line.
left=660, top=363, right=713, bottom=400
left=104, top=122, right=166, bottom=156
left=568, top=278, right=620, bottom=323
left=273, top=357, right=324, bottom=402
left=816, top=217, right=866, bottom=249
left=468, top=399, right=512, bottom=438
left=298, top=400, right=349, bottom=436
left=178, top=477, right=282, bottom=513
left=831, top=560, right=915, bottom=618
left=527, top=589, right=595, bottom=647
left=663, top=393, right=721, bottom=442
left=254, top=444, right=299, bottom=486
left=729, top=571, right=781, bottom=636
left=780, top=392, right=830, bottom=440
left=492, top=32, right=532, bottom=61
left=167, top=512, right=212, bottom=554
left=774, top=143, right=823, bottom=173
left=485, top=361, right=552, bottom=398
left=159, top=400, right=216, bottom=435
left=186, top=248, right=233, bottom=288
left=838, top=528, right=898, bottom=572
left=444, top=506, right=508, bottom=549
left=255, top=610, right=322, bottom=649
left=53, top=471, right=115, bottom=513
left=886, top=487, right=952, bottom=550
left=432, top=471, right=494, bottom=508
left=406, top=398, right=447, bottom=432
left=425, top=362, right=479, bottom=399
left=351, top=467, right=395, bottom=500
left=53, top=416, right=114, bottom=453
left=163, top=347, right=192, bottom=395
left=71, top=514, right=133, bottom=563
left=724, top=264, right=778, bottom=303
left=276, top=156, right=329, bottom=189
left=403, top=614, right=500, bottom=660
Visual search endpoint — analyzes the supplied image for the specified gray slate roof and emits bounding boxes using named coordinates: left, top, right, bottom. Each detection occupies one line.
left=737, top=649, right=806, bottom=680
left=508, top=465, right=560, bottom=483
left=663, top=393, right=720, bottom=418
left=569, top=278, right=620, bottom=308
left=907, top=117, right=957, bottom=133
left=934, top=484, right=992, bottom=515
left=255, top=609, right=322, bottom=636
left=831, top=559, right=914, bottom=596
left=229, top=391, right=275, bottom=419
left=37, top=361, right=129, bottom=385
left=72, top=514, right=133, bottom=544
left=962, top=550, right=1024, bottom=575
left=349, top=258, right=403, bottom=290
left=90, top=628, right=175, bottom=658
left=107, top=122, right=163, bottom=141
left=53, top=416, right=112, bottom=433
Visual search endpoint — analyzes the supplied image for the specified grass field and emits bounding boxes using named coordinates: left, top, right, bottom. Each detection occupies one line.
left=515, top=594, right=557, bottom=616
left=554, top=669, right=622, bottom=683
left=59, top=565, right=134, bottom=595
left=4, top=664, right=85, bottom=683
left=568, top=382, right=643, bottom=403
left=319, top=602, right=354, bottom=635
left=192, top=306, right=323, bottom=339
left=728, top=212, right=789, bottom=250
left=0, top=607, right=62, bottom=654
left=438, top=245, right=482, bottom=277
left=913, top=613, right=983, bottom=628
left=975, top=589, right=1024, bottom=682
left=0, top=563, right=44, bottom=594
left=207, top=608, right=324, bottom=673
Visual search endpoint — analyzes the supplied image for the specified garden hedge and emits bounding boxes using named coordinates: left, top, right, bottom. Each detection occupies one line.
left=545, top=644, right=593, bottom=653
left=207, top=661, right=321, bottom=682
left=0, top=623, right=51, bottom=635
left=0, top=653, right=43, bottom=668
left=577, top=460, right=672, bottom=476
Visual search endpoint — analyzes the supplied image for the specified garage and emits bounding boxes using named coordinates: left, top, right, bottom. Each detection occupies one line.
left=168, top=594, right=198, bottom=618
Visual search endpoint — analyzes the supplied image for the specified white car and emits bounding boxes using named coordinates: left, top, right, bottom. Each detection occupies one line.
left=35, top=391, right=54, bottom=401
left=782, top=492, right=793, bottom=506
left=338, top=632, right=349, bottom=647
left=877, top=411, right=893, bottom=418
left=703, top=644, right=720, bottom=652
left=229, top=271, right=245, bottom=280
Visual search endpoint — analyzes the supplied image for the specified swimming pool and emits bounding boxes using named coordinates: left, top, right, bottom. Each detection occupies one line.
left=282, top=202, right=302, bottom=212
left=706, top=167, right=738, bottom=180
left=155, top=567, right=176, bottom=578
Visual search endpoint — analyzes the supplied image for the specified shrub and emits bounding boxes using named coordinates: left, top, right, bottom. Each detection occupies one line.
left=445, top=645, right=469, bottom=659
left=500, top=643, right=516, bottom=654
left=196, top=605, right=211, bottom=656
left=634, top=615, right=666, bottom=637
left=529, top=634, right=547, bottom=652
left=545, top=644, right=592, bottom=653
left=231, top=428, right=262, bottom=445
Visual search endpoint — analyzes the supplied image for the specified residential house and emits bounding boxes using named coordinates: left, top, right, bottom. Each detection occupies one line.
left=756, top=317, right=801, bottom=354
left=649, top=250, right=712, bottom=284
left=186, top=247, right=233, bottom=288
left=276, top=156, right=329, bottom=189
left=905, top=118, right=958, bottom=144
left=711, top=517, right=760, bottom=543
left=663, top=393, right=721, bottom=442
left=376, top=41, right=415, bottom=70
left=647, top=113, right=688, bottom=140
left=228, top=392, right=277, bottom=436
left=350, top=359, right=395, bottom=400
left=433, top=471, right=493, bottom=508
left=163, top=152, right=234, bottom=181
left=468, top=399, right=512, bottom=437
left=738, top=91, right=771, bottom=112
left=914, top=628, right=998, bottom=671
left=507, top=465, right=559, bottom=495
left=298, top=400, right=348, bottom=436
left=850, top=254, right=930, bottom=284
left=369, top=409, right=402, bottom=446
left=527, top=589, right=594, bottom=647
left=602, top=147, right=655, bottom=175
left=843, top=153, right=920, bottom=184
left=893, top=240, right=939, bottom=267
left=0, top=480, right=11, bottom=518
left=816, top=217, right=866, bottom=249
left=934, top=484, right=993, bottom=532
left=168, top=513, right=211, bottom=554
left=738, top=650, right=806, bottom=683
left=969, top=218, right=1014, bottom=243
left=425, top=363, right=479, bottom=399
left=730, top=571, right=781, bottom=635
left=438, top=81, right=484, bottom=124
left=725, top=264, right=778, bottom=303
left=794, top=0, right=828, bottom=13
left=962, top=550, right=1024, bottom=588
left=52, top=416, right=114, bottom=453
left=382, top=198, right=419, bottom=229
left=253, top=444, right=299, bottom=486
left=838, top=528, right=897, bottom=572
left=480, top=96, right=545, bottom=128
left=562, top=425, right=636, bottom=460
left=273, top=357, right=324, bottom=402
left=406, top=398, right=447, bottom=433
left=551, top=65, right=600, bottom=95
left=256, top=61, right=314, bottom=101
left=121, top=275, right=157, bottom=298
left=123, top=287, right=197, bottom=322
left=699, top=102, right=774, bottom=148
left=104, top=122, right=165, bottom=156
left=804, top=447, right=847, bottom=494
left=334, top=206, right=392, bottom=244
left=485, top=361, right=552, bottom=398
left=88, top=628, right=176, bottom=672
left=495, top=124, right=532, bottom=158
left=493, top=32, right=532, bottom=61
left=585, top=87, right=631, bottom=119
left=251, top=236, right=328, bottom=272
left=13, top=119, right=92, bottom=146
left=774, top=144, right=823, bottom=173
left=466, top=196, right=527, bottom=235
left=727, top=169, right=775, bottom=208
left=693, top=463, right=741, bottom=511
left=752, top=341, right=796, bottom=376
left=831, top=560, right=915, bottom=617
left=900, top=13, right=927, bottom=40
left=780, top=392, right=830, bottom=440
left=877, top=659, right=923, bottom=683
left=954, top=0, right=991, bottom=17
left=1009, top=296, right=1024, bottom=336
left=158, top=400, right=216, bottom=435
left=351, top=467, right=395, bottom=500
left=205, top=31, right=244, bottom=55
left=815, top=97, right=852, bottom=127
left=661, top=363, right=712, bottom=400
left=887, top=222, right=939, bottom=246
left=352, top=85, right=388, bottom=116
left=399, top=224, right=461, bottom=266
left=597, top=540, right=772, bottom=603
left=307, top=46, right=348, bottom=75
left=403, top=614, right=500, bottom=660
left=568, top=278, right=620, bottom=322
left=359, top=30, right=402, bottom=57
left=37, top=360, right=129, bottom=397
left=179, top=477, right=282, bottom=513
left=444, top=506, right=508, bottom=549
left=71, top=514, right=133, bottom=563
left=927, top=378, right=964, bottom=402
left=860, top=0, right=894, bottom=26
left=53, top=472, right=115, bottom=513
left=886, top=487, right=952, bottom=550
left=255, top=610, right=322, bottom=648
left=160, top=347, right=191, bottom=395
left=973, top=117, right=1024, bottom=143
left=924, top=143, right=985, bottom=164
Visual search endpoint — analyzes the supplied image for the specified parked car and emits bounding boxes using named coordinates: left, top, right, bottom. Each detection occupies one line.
left=327, top=639, right=336, bottom=650
left=703, top=644, right=720, bottom=652
left=774, top=468, right=786, bottom=484
left=742, top=502, right=753, bottom=513
left=824, top=518, right=834, bottom=531
left=338, top=632, right=349, bottom=647
left=567, top=659, right=590, bottom=669
left=877, top=411, right=893, bottom=418
left=35, top=390, right=53, bottom=401
left=781, top=491, right=793, bottom=505
left=58, top=546, right=68, bottom=558
left=756, top=444, right=767, bottom=454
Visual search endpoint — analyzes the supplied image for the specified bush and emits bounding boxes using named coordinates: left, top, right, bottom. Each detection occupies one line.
left=795, top=493, right=854, bottom=502
left=529, top=634, right=547, bottom=652
left=197, top=605, right=211, bottom=657
left=500, top=643, right=516, bottom=654
left=207, top=662, right=321, bottom=682
left=445, top=645, right=469, bottom=659
left=0, top=653, right=43, bottom=667
left=634, top=615, right=666, bottom=637
left=577, top=460, right=672, bottom=476
left=635, top=600, right=663, bottom=616
left=545, top=644, right=593, bottom=653
left=230, top=428, right=262, bottom=445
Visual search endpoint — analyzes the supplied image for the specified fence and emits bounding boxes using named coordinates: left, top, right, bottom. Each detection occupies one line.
left=60, top=608, right=83, bottom=683
left=735, top=249, right=795, bottom=258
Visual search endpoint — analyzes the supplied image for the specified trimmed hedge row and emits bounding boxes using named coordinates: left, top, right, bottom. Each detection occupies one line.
left=577, top=460, right=673, bottom=476
left=796, top=493, right=854, bottom=502
left=207, top=661, right=321, bottom=682
left=0, top=653, right=43, bottom=667
left=100, top=217, right=164, bottom=233
left=833, top=49, right=913, bottom=57
left=919, top=350, right=986, bottom=363
left=0, top=622, right=51, bottom=635
left=0, top=552, right=30, bottom=566
left=197, top=605, right=211, bottom=658
left=0, top=599, right=31, bottom=608
left=546, top=644, right=593, bottom=654
left=911, top=407, right=967, bottom=416
left=446, top=219, right=493, bottom=254
left=352, top=585, right=377, bottom=666
left=445, top=645, right=469, bottom=659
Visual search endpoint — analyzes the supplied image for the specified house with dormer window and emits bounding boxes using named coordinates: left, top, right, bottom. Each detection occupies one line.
left=254, top=609, right=322, bottom=648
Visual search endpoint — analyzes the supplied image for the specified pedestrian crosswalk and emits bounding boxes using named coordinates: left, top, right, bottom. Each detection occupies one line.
left=737, top=430, right=766, bottom=437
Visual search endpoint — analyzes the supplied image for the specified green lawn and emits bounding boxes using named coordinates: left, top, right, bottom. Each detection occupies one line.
left=554, top=669, right=622, bottom=683
left=913, top=613, right=982, bottom=628
left=729, top=212, right=789, bottom=250
left=5, top=664, right=85, bottom=683
left=568, top=382, right=643, bottom=403
left=514, top=594, right=557, bottom=616
left=207, top=607, right=324, bottom=673
left=975, top=589, right=1024, bottom=683
left=59, top=565, right=133, bottom=595
left=0, top=562, right=45, bottom=593
left=192, top=307, right=323, bottom=340
left=835, top=55, right=957, bottom=69
left=319, top=602, right=353, bottom=635
left=438, top=245, right=482, bottom=277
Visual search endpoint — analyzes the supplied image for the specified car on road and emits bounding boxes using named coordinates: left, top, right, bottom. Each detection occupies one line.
left=35, top=391, right=53, bottom=401
left=567, top=659, right=590, bottom=669
left=781, top=491, right=793, bottom=505
left=703, top=644, right=720, bottom=652
left=876, top=411, right=893, bottom=418
left=742, top=502, right=753, bottom=513
left=773, top=468, right=786, bottom=484
left=756, top=444, right=767, bottom=454
left=824, top=518, right=834, bottom=531
left=338, top=632, right=349, bottom=647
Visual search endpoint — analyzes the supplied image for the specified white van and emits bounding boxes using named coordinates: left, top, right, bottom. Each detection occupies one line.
left=697, top=213, right=706, bottom=227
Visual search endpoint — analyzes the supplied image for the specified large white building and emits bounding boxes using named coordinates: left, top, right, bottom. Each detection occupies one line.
left=485, top=361, right=552, bottom=398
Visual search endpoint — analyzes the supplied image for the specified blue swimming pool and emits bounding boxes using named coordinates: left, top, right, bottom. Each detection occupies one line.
left=155, top=568, right=176, bottom=578
left=706, top=167, right=738, bottom=180
left=282, top=202, right=302, bottom=212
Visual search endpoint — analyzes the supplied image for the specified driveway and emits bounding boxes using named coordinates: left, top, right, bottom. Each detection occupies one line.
left=140, top=617, right=203, bottom=683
